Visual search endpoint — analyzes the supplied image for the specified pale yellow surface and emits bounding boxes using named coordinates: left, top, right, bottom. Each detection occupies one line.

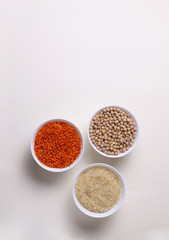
left=75, top=167, right=122, bottom=213
left=0, top=1, right=169, bottom=240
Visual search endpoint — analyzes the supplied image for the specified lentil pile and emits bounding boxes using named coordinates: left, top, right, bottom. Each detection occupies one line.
left=89, top=107, right=137, bottom=156
left=75, top=166, right=122, bottom=213
left=34, top=121, right=81, bottom=168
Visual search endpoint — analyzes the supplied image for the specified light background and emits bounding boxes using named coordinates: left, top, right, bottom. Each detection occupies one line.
left=0, top=0, right=169, bottom=240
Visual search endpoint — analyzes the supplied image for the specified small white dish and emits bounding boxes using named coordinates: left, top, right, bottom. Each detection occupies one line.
left=72, top=163, right=126, bottom=218
left=30, top=119, right=84, bottom=172
left=88, top=105, right=139, bottom=158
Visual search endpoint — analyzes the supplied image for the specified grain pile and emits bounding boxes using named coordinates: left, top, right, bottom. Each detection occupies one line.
left=75, top=167, right=122, bottom=213
left=89, top=107, right=137, bottom=156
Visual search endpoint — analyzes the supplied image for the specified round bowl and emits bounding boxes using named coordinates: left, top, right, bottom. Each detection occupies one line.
left=72, top=163, right=125, bottom=218
left=88, top=105, right=139, bottom=158
left=31, top=119, right=84, bottom=172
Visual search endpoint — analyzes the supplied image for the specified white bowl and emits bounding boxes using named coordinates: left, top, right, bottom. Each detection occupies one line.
left=31, top=119, right=84, bottom=172
left=72, top=163, right=125, bottom=218
left=88, top=105, right=139, bottom=158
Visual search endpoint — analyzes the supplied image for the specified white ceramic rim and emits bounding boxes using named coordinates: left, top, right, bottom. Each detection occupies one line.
left=88, top=105, right=139, bottom=158
left=30, top=119, right=84, bottom=172
left=72, top=163, right=126, bottom=218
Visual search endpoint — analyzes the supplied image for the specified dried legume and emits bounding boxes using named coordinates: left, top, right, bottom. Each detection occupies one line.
left=89, top=107, right=137, bottom=156
left=34, top=121, right=81, bottom=168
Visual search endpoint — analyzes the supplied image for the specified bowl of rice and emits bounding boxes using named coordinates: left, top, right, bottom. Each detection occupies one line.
left=72, top=163, right=125, bottom=218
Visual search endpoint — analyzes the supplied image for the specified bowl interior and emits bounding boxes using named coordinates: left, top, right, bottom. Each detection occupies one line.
left=88, top=105, right=139, bottom=158
left=72, top=163, right=125, bottom=218
left=31, top=119, right=84, bottom=172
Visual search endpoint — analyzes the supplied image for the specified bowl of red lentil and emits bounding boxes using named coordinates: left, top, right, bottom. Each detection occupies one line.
left=88, top=106, right=139, bottom=158
left=31, top=119, right=84, bottom=172
left=72, top=163, right=126, bottom=218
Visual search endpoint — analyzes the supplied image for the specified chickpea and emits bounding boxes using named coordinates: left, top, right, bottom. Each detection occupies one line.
left=89, top=107, right=137, bottom=156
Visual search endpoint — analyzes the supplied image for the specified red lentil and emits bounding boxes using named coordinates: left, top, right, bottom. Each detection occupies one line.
left=34, top=121, right=81, bottom=168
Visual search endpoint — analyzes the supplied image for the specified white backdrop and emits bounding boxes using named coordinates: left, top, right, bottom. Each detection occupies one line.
left=0, top=1, right=169, bottom=240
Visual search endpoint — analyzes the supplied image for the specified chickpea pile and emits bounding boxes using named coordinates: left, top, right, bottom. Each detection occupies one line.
left=89, top=107, right=137, bottom=156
